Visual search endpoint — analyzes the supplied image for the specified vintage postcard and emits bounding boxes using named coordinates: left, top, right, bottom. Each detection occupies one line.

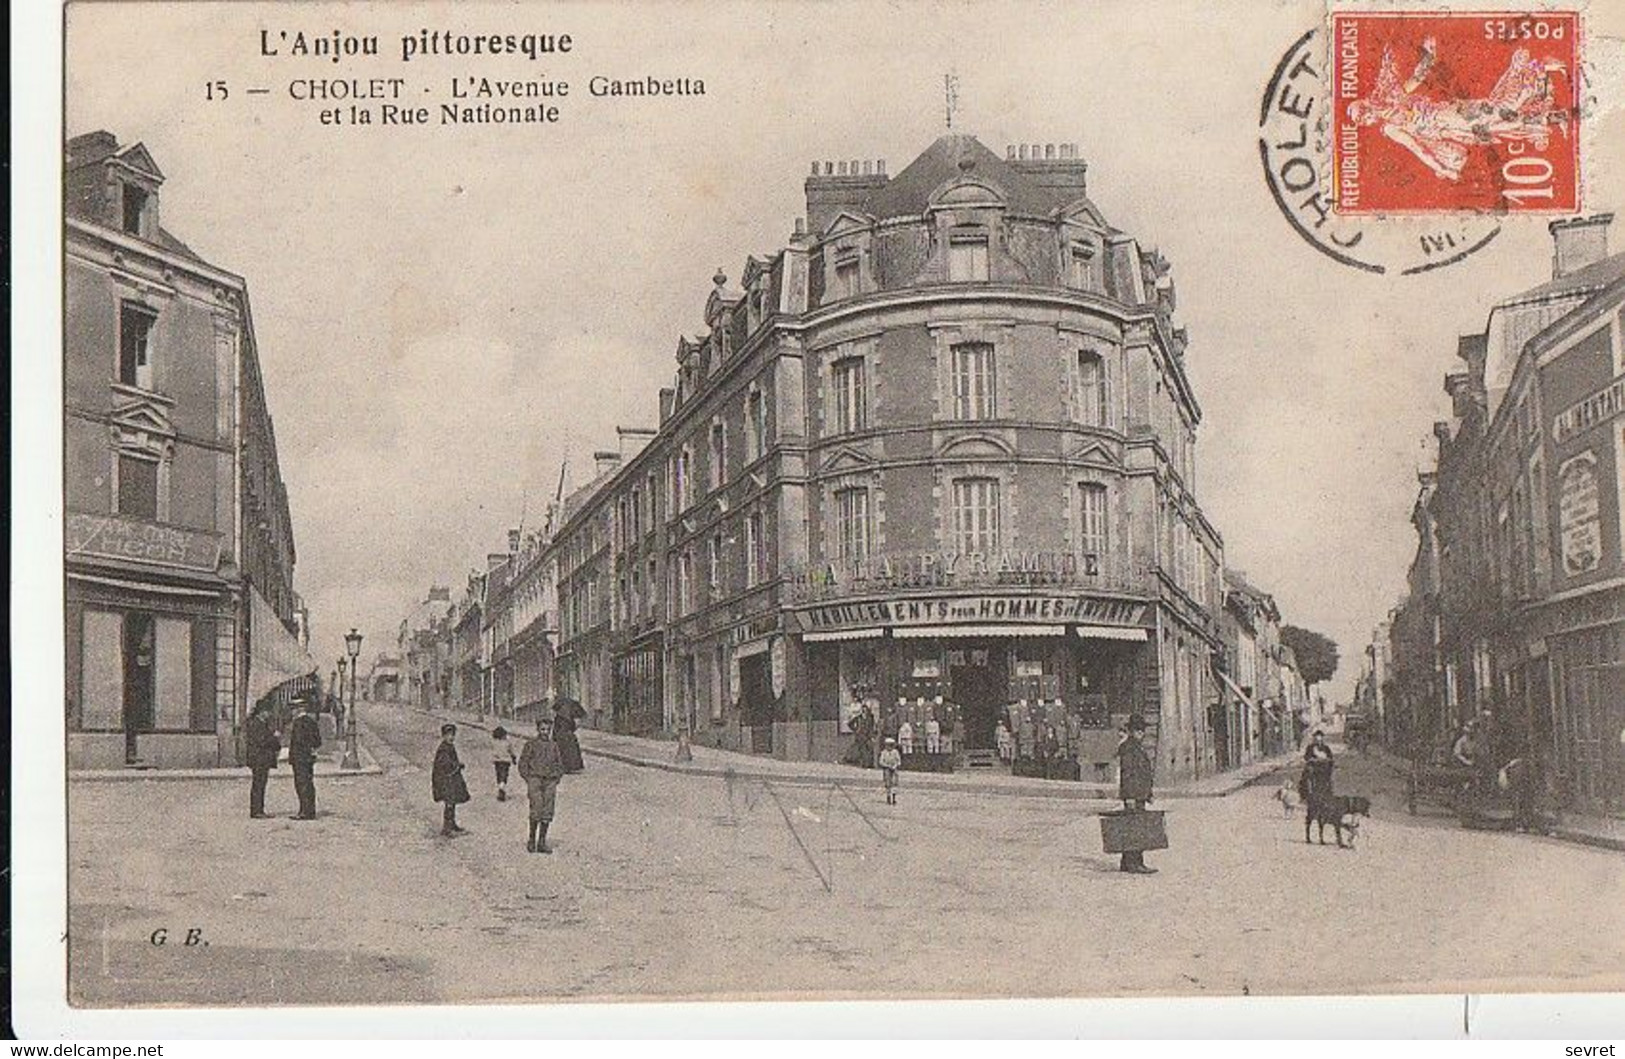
left=14, top=0, right=1625, bottom=1038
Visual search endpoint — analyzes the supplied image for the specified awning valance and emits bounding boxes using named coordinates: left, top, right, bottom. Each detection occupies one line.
left=248, top=586, right=318, bottom=704
left=894, top=624, right=1066, bottom=639
left=1215, top=670, right=1264, bottom=712
left=1076, top=624, right=1148, bottom=642
left=803, top=628, right=887, bottom=643
left=733, top=637, right=772, bottom=657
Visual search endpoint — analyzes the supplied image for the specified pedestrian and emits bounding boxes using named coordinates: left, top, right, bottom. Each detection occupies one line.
left=286, top=695, right=321, bottom=820
left=1116, top=715, right=1156, bottom=874
left=491, top=725, right=517, bottom=801
left=897, top=718, right=915, bottom=756
left=432, top=723, right=471, bottom=836
left=925, top=711, right=942, bottom=756
left=519, top=714, right=566, bottom=854
left=879, top=736, right=902, bottom=805
left=996, top=717, right=1014, bottom=763
left=1299, top=729, right=1335, bottom=803
left=552, top=697, right=587, bottom=773
left=245, top=700, right=281, bottom=819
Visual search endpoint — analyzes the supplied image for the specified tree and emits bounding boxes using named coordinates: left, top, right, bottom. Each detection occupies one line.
left=1280, top=625, right=1339, bottom=686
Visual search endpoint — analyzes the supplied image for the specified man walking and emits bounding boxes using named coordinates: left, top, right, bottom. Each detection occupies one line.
left=518, top=714, right=566, bottom=853
left=245, top=700, right=281, bottom=819
left=1116, top=715, right=1156, bottom=874
left=287, top=694, right=321, bottom=820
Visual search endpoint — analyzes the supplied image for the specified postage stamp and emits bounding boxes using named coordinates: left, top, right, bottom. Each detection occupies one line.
left=1331, top=10, right=1581, bottom=215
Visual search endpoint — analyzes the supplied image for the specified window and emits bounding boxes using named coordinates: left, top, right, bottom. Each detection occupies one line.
left=119, top=304, right=157, bottom=389
left=679, top=551, right=694, bottom=614
left=832, top=357, right=867, bottom=434
left=676, top=447, right=693, bottom=511
left=118, top=454, right=159, bottom=520
left=122, top=184, right=148, bottom=237
left=709, top=533, right=725, bottom=596
left=835, top=487, right=871, bottom=562
left=747, top=511, right=766, bottom=587
left=952, top=342, right=996, bottom=420
left=1079, top=483, right=1108, bottom=562
left=709, top=422, right=726, bottom=491
left=953, top=478, right=1000, bottom=555
left=1077, top=349, right=1109, bottom=427
left=618, top=499, right=630, bottom=551
left=833, top=254, right=860, bottom=300
left=646, top=558, right=658, bottom=618
left=1069, top=243, right=1097, bottom=290
left=948, top=233, right=989, bottom=282
left=746, top=389, right=767, bottom=462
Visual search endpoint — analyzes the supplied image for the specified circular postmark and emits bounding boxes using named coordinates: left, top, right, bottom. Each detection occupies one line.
left=1260, top=26, right=1501, bottom=275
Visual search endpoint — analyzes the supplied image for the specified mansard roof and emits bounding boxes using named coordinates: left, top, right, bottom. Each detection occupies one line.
left=861, top=134, right=1099, bottom=222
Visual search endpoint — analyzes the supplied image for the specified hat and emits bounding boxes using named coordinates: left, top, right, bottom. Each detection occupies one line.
left=1126, top=715, right=1147, bottom=732
left=440, top=723, right=457, bottom=736
left=884, top=737, right=897, bottom=745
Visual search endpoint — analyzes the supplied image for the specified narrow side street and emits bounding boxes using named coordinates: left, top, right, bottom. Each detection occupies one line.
left=68, top=703, right=1625, bottom=1007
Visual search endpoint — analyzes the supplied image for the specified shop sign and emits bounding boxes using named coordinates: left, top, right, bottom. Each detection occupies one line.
left=1558, top=451, right=1602, bottom=576
left=788, top=550, right=1110, bottom=594
left=770, top=636, right=787, bottom=698
left=794, top=594, right=1148, bottom=633
left=1553, top=375, right=1625, bottom=444
left=729, top=613, right=780, bottom=646
left=66, top=512, right=222, bottom=572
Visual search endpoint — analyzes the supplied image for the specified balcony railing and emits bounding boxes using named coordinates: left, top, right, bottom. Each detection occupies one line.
left=784, top=550, right=1152, bottom=603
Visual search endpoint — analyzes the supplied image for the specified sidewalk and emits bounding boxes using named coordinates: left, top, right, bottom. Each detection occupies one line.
left=1362, top=742, right=1625, bottom=854
left=403, top=702, right=1296, bottom=804
left=69, top=718, right=384, bottom=782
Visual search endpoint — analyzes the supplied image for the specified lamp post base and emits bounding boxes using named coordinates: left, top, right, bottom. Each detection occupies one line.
left=340, top=748, right=361, bottom=771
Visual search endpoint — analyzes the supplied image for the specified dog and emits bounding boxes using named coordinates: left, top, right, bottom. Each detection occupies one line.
left=1304, top=793, right=1372, bottom=849
left=1274, top=781, right=1301, bottom=816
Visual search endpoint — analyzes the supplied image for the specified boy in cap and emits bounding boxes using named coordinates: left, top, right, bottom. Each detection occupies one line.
left=518, top=714, right=566, bottom=853
left=432, top=723, right=471, bottom=836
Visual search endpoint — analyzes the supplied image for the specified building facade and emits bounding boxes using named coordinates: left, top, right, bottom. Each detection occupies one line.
left=1389, top=214, right=1625, bottom=816
left=65, top=131, right=302, bottom=768
left=539, top=135, right=1242, bottom=781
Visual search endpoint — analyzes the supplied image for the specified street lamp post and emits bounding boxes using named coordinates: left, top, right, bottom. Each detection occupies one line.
left=341, top=628, right=363, bottom=770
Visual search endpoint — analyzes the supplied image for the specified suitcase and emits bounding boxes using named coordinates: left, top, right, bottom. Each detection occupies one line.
left=1100, top=808, right=1168, bottom=853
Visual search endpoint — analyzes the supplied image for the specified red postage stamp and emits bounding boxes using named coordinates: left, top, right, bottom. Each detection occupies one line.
left=1332, top=10, right=1580, bottom=214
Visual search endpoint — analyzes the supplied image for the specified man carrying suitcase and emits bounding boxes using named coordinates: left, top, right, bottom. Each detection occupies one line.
left=1116, top=715, right=1157, bottom=874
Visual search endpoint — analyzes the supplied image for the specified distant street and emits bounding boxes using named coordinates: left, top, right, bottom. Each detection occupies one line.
left=69, top=702, right=1625, bottom=1006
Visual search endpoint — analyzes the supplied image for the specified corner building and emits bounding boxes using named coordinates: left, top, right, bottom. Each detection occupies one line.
left=552, top=136, right=1227, bottom=782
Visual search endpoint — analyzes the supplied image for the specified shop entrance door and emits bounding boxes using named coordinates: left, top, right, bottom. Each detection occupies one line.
left=740, top=654, right=774, bottom=754
left=122, top=612, right=156, bottom=763
left=951, top=653, right=1004, bottom=751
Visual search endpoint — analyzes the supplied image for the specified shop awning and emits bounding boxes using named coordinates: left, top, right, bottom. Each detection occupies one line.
left=733, top=638, right=772, bottom=657
left=247, top=586, right=319, bottom=704
left=894, top=624, right=1066, bottom=639
left=1076, top=624, right=1148, bottom=642
left=1216, top=670, right=1261, bottom=711
left=69, top=571, right=224, bottom=599
left=802, top=628, right=886, bottom=642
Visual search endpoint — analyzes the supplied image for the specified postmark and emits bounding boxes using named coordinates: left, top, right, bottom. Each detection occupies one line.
left=1332, top=11, right=1581, bottom=215
left=1260, top=25, right=1502, bottom=274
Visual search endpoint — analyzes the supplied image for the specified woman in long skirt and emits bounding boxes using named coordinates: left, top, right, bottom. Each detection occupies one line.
left=552, top=696, right=586, bottom=773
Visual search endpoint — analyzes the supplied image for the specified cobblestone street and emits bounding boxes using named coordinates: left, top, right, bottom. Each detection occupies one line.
left=68, top=703, right=1625, bottom=1007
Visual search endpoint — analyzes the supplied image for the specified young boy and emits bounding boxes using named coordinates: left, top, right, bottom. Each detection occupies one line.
left=491, top=725, right=517, bottom=801
left=878, top=737, right=902, bottom=805
left=432, top=723, right=471, bottom=836
left=518, top=715, right=567, bottom=853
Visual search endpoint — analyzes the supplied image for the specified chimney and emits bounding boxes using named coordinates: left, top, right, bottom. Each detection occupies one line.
left=659, top=387, right=676, bottom=423
left=804, top=158, right=889, bottom=234
left=428, top=586, right=451, bottom=603
left=507, top=528, right=521, bottom=553
left=1008, top=142, right=1088, bottom=202
left=593, top=449, right=622, bottom=477
left=487, top=553, right=510, bottom=573
left=1549, top=214, right=1613, bottom=279
left=617, top=426, right=658, bottom=461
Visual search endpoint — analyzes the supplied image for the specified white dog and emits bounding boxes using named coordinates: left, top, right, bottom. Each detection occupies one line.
left=1274, top=781, right=1301, bottom=816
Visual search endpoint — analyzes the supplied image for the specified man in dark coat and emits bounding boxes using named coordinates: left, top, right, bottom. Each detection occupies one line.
left=519, top=715, right=567, bottom=853
left=245, top=701, right=281, bottom=819
left=287, top=696, right=321, bottom=820
left=1116, top=715, right=1156, bottom=874
left=432, top=723, right=470, bottom=836
left=1300, top=729, right=1335, bottom=801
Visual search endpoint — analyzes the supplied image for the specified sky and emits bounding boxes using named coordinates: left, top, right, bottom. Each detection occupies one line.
left=63, top=0, right=1625, bottom=699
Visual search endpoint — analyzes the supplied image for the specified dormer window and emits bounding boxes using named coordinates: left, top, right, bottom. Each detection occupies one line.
left=1069, top=242, right=1098, bottom=291
left=121, top=183, right=149, bottom=237
left=833, top=252, right=860, bottom=300
left=948, top=231, right=989, bottom=282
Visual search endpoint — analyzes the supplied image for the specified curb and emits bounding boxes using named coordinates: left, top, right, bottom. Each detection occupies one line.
left=404, top=704, right=1290, bottom=805
left=69, top=733, right=386, bottom=782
